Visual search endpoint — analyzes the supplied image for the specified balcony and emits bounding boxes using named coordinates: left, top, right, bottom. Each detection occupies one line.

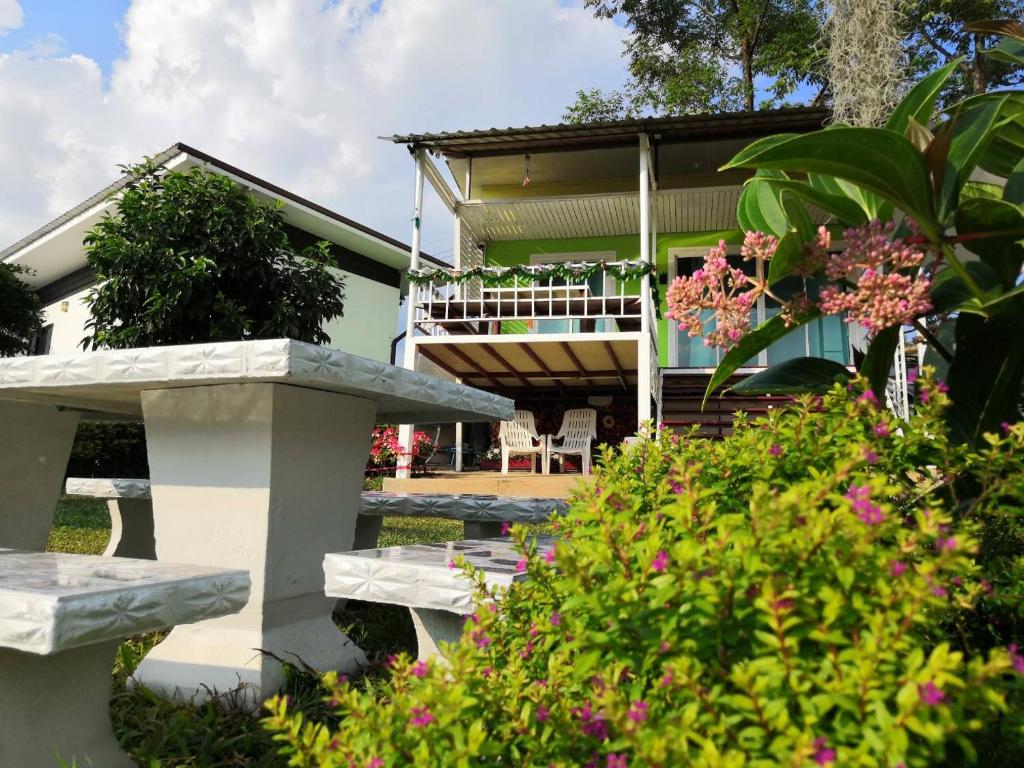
left=408, top=260, right=654, bottom=338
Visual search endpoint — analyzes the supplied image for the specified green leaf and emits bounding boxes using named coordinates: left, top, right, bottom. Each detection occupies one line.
left=737, top=170, right=790, bottom=236
left=780, top=189, right=815, bottom=241
left=886, top=59, right=962, bottom=134
left=766, top=231, right=805, bottom=286
left=750, top=177, right=867, bottom=226
left=955, top=196, right=1024, bottom=288
left=939, top=94, right=1012, bottom=222
left=731, top=357, right=852, bottom=395
left=979, top=116, right=1024, bottom=177
left=986, top=36, right=1024, bottom=67
left=703, top=311, right=821, bottom=405
left=1005, top=157, right=1024, bottom=204
left=859, top=325, right=900, bottom=397
left=723, top=128, right=937, bottom=237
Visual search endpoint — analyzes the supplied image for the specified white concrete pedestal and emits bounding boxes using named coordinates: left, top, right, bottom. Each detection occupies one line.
left=0, top=401, right=79, bottom=550
left=410, top=608, right=464, bottom=660
left=0, top=640, right=133, bottom=768
left=133, top=383, right=374, bottom=703
left=104, top=498, right=157, bottom=559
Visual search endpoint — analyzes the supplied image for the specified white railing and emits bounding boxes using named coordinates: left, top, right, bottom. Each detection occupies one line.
left=409, top=261, right=651, bottom=337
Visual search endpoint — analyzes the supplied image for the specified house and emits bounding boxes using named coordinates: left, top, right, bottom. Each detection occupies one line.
left=1, top=143, right=444, bottom=363
left=383, top=107, right=893, bottom=473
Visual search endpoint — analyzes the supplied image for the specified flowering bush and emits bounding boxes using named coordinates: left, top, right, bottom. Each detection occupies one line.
left=664, top=32, right=1024, bottom=445
left=266, top=374, right=1024, bottom=766
left=367, top=426, right=435, bottom=473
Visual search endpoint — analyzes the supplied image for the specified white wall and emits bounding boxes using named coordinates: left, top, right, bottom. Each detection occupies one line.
left=41, top=270, right=399, bottom=363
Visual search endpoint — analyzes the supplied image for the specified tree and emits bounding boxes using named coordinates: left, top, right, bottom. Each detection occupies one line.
left=0, top=262, right=43, bottom=357
left=83, top=160, right=345, bottom=350
left=565, top=0, right=827, bottom=120
left=904, top=0, right=1024, bottom=105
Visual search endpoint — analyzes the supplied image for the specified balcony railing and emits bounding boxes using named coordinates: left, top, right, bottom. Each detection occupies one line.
left=408, top=260, right=655, bottom=337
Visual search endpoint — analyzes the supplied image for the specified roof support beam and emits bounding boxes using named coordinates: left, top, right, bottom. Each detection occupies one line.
left=415, top=344, right=462, bottom=380
left=420, top=149, right=460, bottom=214
left=446, top=345, right=502, bottom=388
left=518, top=342, right=561, bottom=388
left=479, top=343, right=532, bottom=388
left=559, top=342, right=587, bottom=376
left=602, top=341, right=628, bottom=391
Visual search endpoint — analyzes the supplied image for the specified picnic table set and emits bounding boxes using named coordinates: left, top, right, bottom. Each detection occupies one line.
left=0, top=338, right=550, bottom=766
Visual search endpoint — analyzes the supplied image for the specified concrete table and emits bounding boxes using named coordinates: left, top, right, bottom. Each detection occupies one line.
left=324, top=537, right=555, bottom=659
left=0, top=549, right=248, bottom=767
left=0, top=338, right=512, bottom=702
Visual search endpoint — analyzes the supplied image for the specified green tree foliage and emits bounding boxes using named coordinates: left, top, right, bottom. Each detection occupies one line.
left=265, top=377, right=1024, bottom=765
left=565, top=0, right=827, bottom=120
left=904, top=1, right=1024, bottom=104
left=83, top=160, right=345, bottom=350
left=0, top=262, right=43, bottom=357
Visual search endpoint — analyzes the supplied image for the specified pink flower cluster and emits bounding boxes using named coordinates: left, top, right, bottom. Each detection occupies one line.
left=818, top=220, right=932, bottom=332
left=665, top=240, right=758, bottom=349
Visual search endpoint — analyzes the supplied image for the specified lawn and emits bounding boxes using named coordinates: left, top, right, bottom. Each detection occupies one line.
left=50, top=497, right=467, bottom=767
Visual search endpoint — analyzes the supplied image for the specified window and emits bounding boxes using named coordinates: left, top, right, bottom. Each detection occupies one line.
left=667, top=248, right=850, bottom=369
left=31, top=324, right=53, bottom=356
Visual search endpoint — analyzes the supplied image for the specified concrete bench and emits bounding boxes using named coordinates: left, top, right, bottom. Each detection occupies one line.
left=66, top=478, right=567, bottom=556
left=323, top=537, right=555, bottom=660
left=0, top=549, right=248, bottom=767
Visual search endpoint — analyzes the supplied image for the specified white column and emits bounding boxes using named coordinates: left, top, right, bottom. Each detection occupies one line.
left=133, top=383, right=375, bottom=703
left=638, top=134, right=653, bottom=426
left=398, top=151, right=427, bottom=479
left=454, top=420, right=464, bottom=472
left=0, top=401, right=80, bottom=550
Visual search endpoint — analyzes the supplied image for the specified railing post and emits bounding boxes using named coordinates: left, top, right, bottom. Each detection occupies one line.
left=398, top=150, right=426, bottom=480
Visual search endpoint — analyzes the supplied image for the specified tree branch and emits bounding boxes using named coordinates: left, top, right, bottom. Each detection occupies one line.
left=919, top=27, right=972, bottom=78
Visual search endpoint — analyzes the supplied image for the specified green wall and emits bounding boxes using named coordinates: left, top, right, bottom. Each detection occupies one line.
left=484, top=230, right=743, bottom=366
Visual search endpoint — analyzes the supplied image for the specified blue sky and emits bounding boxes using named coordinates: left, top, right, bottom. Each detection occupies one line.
left=0, top=1, right=130, bottom=76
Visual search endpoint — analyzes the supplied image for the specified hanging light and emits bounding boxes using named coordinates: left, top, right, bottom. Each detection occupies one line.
left=522, top=153, right=531, bottom=187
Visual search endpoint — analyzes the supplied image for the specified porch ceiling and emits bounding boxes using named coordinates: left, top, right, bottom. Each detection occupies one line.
left=414, top=336, right=640, bottom=391
left=459, top=187, right=742, bottom=243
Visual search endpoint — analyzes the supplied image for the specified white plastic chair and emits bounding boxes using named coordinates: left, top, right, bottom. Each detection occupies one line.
left=547, top=408, right=598, bottom=475
left=499, top=410, right=546, bottom=474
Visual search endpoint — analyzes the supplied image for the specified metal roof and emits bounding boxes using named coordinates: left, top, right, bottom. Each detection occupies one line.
left=2, top=142, right=444, bottom=267
left=383, top=107, right=830, bottom=157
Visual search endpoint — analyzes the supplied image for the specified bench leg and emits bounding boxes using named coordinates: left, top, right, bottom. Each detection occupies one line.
left=0, top=640, right=133, bottom=768
left=104, top=498, right=157, bottom=559
left=409, top=608, right=465, bottom=660
left=463, top=521, right=505, bottom=540
left=133, top=383, right=372, bottom=704
left=0, top=401, right=80, bottom=550
left=352, top=515, right=383, bottom=550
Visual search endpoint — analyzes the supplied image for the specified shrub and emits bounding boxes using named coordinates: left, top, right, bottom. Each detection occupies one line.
left=83, top=159, right=345, bottom=350
left=65, top=422, right=149, bottom=479
left=265, top=375, right=1024, bottom=766
left=0, top=261, right=43, bottom=357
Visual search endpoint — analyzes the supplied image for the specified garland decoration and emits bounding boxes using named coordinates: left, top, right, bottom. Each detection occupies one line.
left=407, top=260, right=661, bottom=317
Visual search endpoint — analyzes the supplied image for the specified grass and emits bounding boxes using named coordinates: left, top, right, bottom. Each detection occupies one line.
left=50, top=497, right=470, bottom=767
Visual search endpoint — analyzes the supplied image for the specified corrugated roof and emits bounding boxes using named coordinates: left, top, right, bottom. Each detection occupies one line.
left=1, top=143, right=444, bottom=266
left=383, top=107, right=829, bottom=157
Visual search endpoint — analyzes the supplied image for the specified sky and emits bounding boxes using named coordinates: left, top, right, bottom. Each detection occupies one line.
left=0, top=0, right=631, bottom=260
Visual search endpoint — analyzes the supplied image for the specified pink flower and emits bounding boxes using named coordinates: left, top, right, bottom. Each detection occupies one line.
left=501, top=522, right=511, bottom=536
left=659, top=672, right=673, bottom=687
left=812, top=737, right=836, bottom=765
left=474, top=632, right=492, bottom=649
left=550, top=611, right=561, bottom=627
left=544, top=549, right=556, bottom=564
left=627, top=700, right=649, bottom=723
left=769, top=443, right=782, bottom=457
left=537, top=706, right=550, bottom=722
left=936, top=536, right=957, bottom=552
left=369, top=758, right=384, bottom=768
left=410, top=706, right=435, bottom=727
left=874, top=422, right=890, bottom=438
left=918, top=681, right=946, bottom=706
left=573, top=701, right=608, bottom=741
left=1009, top=644, right=1024, bottom=675
left=481, top=666, right=492, bottom=678
left=862, top=446, right=879, bottom=465
left=607, top=755, right=628, bottom=768
left=846, top=485, right=884, bottom=525
left=411, top=660, right=428, bottom=678
left=651, top=550, right=669, bottom=573
left=857, top=390, right=879, bottom=407
left=515, top=558, right=528, bottom=573
left=891, top=561, right=907, bottom=577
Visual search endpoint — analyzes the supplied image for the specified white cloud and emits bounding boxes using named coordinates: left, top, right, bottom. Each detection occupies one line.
left=0, top=0, right=626, bottom=255
left=0, top=0, right=22, bottom=34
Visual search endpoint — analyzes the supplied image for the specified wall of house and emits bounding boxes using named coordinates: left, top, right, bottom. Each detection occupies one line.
left=41, top=269, right=399, bottom=362
left=484, top=229, right=744, bottom=366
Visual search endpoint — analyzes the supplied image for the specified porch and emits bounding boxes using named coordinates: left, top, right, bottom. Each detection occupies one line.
left=383, top=470, right=589, bottom=499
